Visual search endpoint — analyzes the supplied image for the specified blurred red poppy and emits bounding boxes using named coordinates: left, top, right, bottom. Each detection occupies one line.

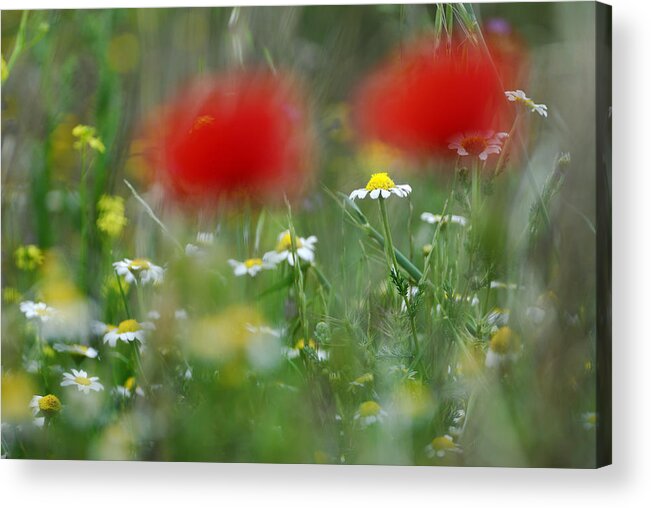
left=353, top=37, right=513, bottom=159
left=146, top=70, right=313, bottom=205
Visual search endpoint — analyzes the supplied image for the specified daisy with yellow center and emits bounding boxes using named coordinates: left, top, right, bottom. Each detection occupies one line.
left=102, top=318, right=154, bottom=347
left=448, top=132, right=508, bottom=160
left=29, top=394, right=62, bottom=426
left=354, top=400, right=387, bottom=427
left=485, top=326, right=521, bottom=368
left=19, top=300, right=57, bottom=323
left=228, top=257, right=276, bottom=277
left=53, top=342, right=99, bottom=358
left=263, top=230, right=317, bottom=267
left=505, top=89, right=548, bottom=117
left=60, top=369, right=104, bottom=394
left=582, top=412, right=598, bottom=430
left=349, top=172, right=412, bottom=200
left=425, top=435, right=462, bottom=458
left=114, top=376, right=145, bottom=398
left=113, top=257, right=164, bottom=285
left=283, top=338, right=329, bottom=361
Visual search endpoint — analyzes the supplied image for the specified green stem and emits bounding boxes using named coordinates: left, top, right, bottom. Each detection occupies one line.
left=378, top=199, right=420, bottom=362
left=79, top=146, right=89, bottom=292
left=3, top=11, right=28, bottom=84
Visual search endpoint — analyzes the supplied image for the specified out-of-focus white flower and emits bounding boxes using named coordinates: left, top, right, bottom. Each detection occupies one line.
left=113, top=376, right=144, bottom=398
left=448, top=132, right=508, bottom=160
left=582, top=412, right=597, bottom=430
left=283, top=338, right=328, bottom=362
left=21, top=300, right=91, bottom=341
left=485, top=326, right=520, bottom=369
left=354, top=400, right=387, bottom=427
left=425, top=435, right=462, bottom=458
left=103, top=319, right=153, bottom=347
left=53, top=343, right=98, bottom=359
left=60, top=369, right=103, bottom=393
left=505, top=90, right=548, bottom=117
left=263, top=231, right=317, bottom=267
left=349, top=172, right=412, bottom=200
left=421, top=212, right=468, bottom=227
left=228, top=257, right=276, bottom=277
left=20, top=301, right=57, bottom=322
left=113, top=258, right=164, bottom=285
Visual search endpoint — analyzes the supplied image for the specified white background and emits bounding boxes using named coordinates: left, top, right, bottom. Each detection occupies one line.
left=1, top=0, right=649, bottom=506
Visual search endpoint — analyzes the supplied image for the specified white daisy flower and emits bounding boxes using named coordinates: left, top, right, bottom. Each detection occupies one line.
left=19, top=301, right=57, bottom=322
left=228, top=257, right=276, bottom=277
left=448, top=131, right=508, bottom=160
left=354, top=400, right=387, bottom=427
left=582, top=412, right=598, bottom=430
left=505, top=89, right=548, bottom=117
left=102, top=319, right=153, bottom=347
left=263, top=231, right=317, bottom=267
left=60, top=369, right=104, bottom=393
left=185, top=232, right=215, bottom=257
left=53, top=343, right=99, bottom=359
left=421, top=212, right=468, bottom=227
left=29, top=394, right=62, bottom=427
left=113, top=258, right=164, bottom=285
left=485, top=326, right=520, bottom=369
left=283, top=338, right=329, bottom=362
left=425, top=435, right=462, bottom=458
left=349, top=172, right=412, bottom=200
left=113, top=377, right=144, bottom=398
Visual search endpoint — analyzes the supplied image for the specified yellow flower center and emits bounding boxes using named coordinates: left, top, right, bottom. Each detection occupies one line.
left=117, top=319, right=141, bottom=334
left=75, top=376, right=92, bottom=386
left=489, top=326, right=518, bottom=354
left=124, top=376, right=136, bottom=391
left=38, top=394, right=62, bottom=415
left=585, top=413, right=597, bottom=425
left=295, top=338, right=317, bottom=350
left=244, top=258, right=263, bottom=269
left=358, top=400, right=382, bottom=417
left=365, top=172, right=395, bottom=191
left=129, top=258, right=151, bottom=271
left=431, top=436, right=455, bottom=451
left=35, top=307, right=52, bottom=317
left=460, top=136, right=488, bottom=156
left=276, top=232, right=302, bottom=252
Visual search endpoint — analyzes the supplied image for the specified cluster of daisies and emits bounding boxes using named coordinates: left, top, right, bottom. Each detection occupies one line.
left=19, top=255, right=170, bottom=426
left=228, top=230, right=318, bottom=277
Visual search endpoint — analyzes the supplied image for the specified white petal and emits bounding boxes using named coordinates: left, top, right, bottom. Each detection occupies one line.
left=381, top=189, right=391, bottom=198
left=370, top=189, right=381, bottom=199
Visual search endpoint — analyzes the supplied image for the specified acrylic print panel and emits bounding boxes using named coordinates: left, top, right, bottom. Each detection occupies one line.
left=1, top=2, right=611, bottom=468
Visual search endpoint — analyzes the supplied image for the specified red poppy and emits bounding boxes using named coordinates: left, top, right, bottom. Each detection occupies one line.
left=353, top=37, right=512, bottom=159
left=146, top=70, right=313, bottom=205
